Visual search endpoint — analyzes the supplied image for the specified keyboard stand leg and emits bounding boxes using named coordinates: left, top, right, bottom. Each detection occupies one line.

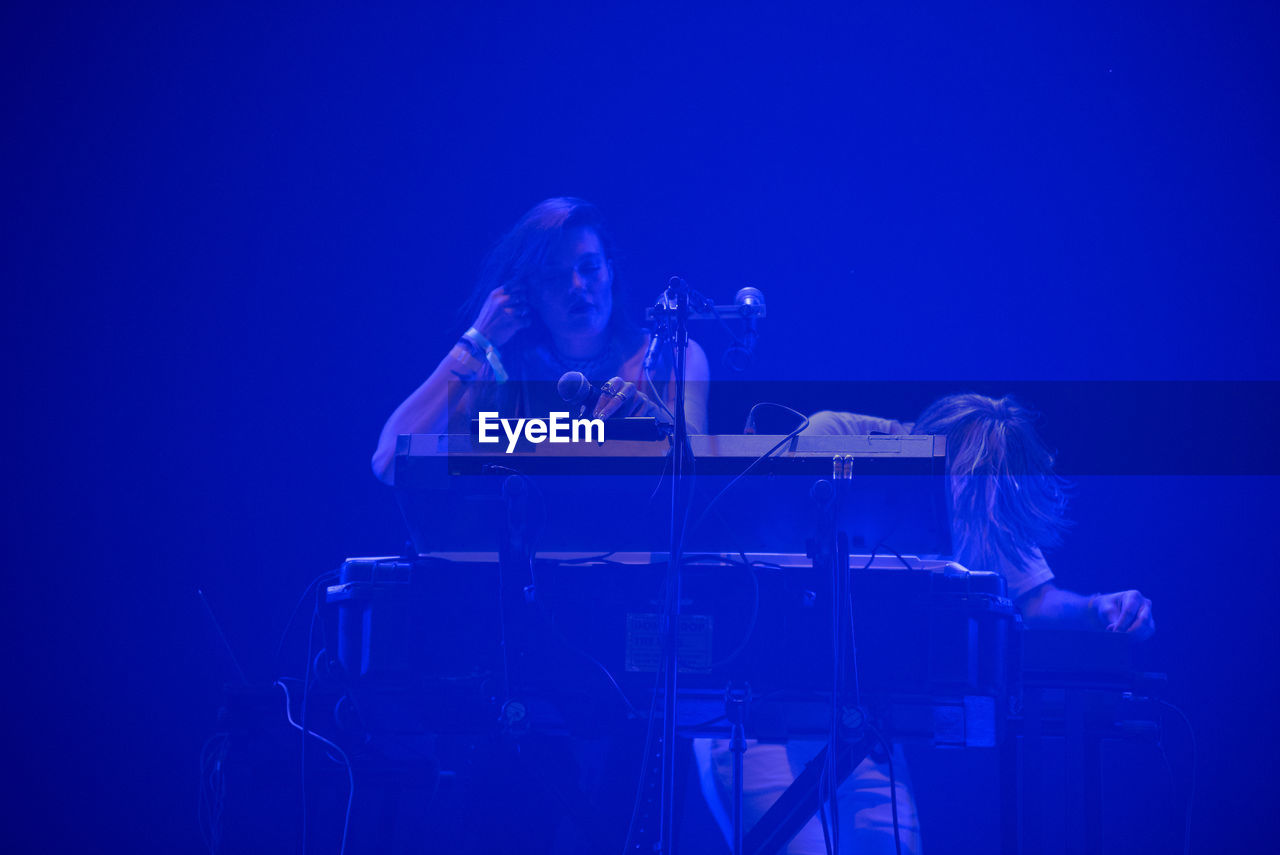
left=742, top=730, right=876, bottom=855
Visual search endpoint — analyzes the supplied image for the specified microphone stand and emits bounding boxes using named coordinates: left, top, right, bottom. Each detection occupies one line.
left=658, top=276, right=690, bottom=855
left=647, top=277, right=751, bottom=852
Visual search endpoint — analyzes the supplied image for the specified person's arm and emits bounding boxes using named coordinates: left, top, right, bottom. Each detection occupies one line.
left=1016, top=581, right=1156, bottom=641
left=370, top=343, right=484, bottom=484
left=371, top=284, right=530, bottom=484
left=802, top=410, right=912, bottom=436
left=676, top=338, right=710, bottom=434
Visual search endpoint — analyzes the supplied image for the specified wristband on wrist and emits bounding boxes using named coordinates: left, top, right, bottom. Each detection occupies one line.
left=449, top=342, right=485, bottom=380
left=462, top=327, right=509, bottom=383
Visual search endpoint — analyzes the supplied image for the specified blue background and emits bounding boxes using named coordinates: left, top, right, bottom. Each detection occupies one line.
left=6, top=1, right=1279, bottom=851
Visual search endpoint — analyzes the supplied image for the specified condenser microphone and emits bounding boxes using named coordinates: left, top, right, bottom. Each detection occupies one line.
left=735, top=286, right=765, bottom=319
left=737, top=286, right=763, bottom=354
left=558, top=371, right=667, bottom=422
left=725, top=286, right=766, bottom=371
left=643, top=288, right=674, bottom=372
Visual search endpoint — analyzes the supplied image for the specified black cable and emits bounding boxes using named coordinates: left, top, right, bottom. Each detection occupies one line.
left=880, top=545, right=914, bottom=571
left=817, top=746, right=834, bottom=855
left=273, top=568, right=340, bottom=680
left=490, top=468, right=643, bottom=719
left=1155, top=699, right=1197, bottom=855
left=869, top=724, right=903, bottom=855
left=300, top=604, right=318, bottom=854
left=649, top=446, right=673, bottom=506
left=533, top=572, right=647, bottom=720
left=845, top=547, right=879, bottom=709
left=818, top=798, right=834, bottom=855
left=680, top=554, right=784, bottom=571
left=276, top=681, right=353, bottom=855
left=482, top=465, right=540, bottom=708
left=487, top=466, right=648, bottom=720
left=558, top=551, right=618, bottom=564
left=741, top=401, right=811, bottom=439
left=689, top=403, right=810, bottom=539
left=680, top=552, right=743, bottom=564
left=680, top=552, right=784, bottom=671
left=481, top=464, right=549, bottom=547
left=643, top=363, right=675, bottom=422
left=483, top=463, right=614, bottom=716
left=709, top=560, right=760, bottom=669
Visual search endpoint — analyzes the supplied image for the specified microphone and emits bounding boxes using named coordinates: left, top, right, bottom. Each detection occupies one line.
left=557, top=371, right=668, bottom=422
left=556, top=370, right=601, bottom=417
left=725, top=286, right=766, bottom=371
left=735, top=286, right=765, bottom=319
left=643, top=291, right=671, bottom=372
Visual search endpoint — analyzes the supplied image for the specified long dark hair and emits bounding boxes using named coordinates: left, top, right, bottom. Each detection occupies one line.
left=456, top=197, right=641, bottom=353
left=913, top=393, right=1071, bottom=574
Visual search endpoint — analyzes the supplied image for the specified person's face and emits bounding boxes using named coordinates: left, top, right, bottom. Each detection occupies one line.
left=528, top=226, right=613, bottom=339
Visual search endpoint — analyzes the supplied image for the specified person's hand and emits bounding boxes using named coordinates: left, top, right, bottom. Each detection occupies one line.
left=593, top=377, right=642, bottom=420
left=472, top=284, right=532, bottom=347
left=1090, top=590, right=1155, bottom=641
left=591, top=376, right=672, bottom=422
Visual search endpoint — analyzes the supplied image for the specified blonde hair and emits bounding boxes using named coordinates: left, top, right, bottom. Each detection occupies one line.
left=912, top=393, right=1071, bottom=574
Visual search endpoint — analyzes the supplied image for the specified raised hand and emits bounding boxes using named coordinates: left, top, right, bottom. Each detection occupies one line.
left=472, top=283, right=532, bottom=347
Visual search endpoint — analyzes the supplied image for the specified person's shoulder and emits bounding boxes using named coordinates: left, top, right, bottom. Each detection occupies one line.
left=684, top=337, right=710, bottom=378
left=804, top=410, right=912, bottom=436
